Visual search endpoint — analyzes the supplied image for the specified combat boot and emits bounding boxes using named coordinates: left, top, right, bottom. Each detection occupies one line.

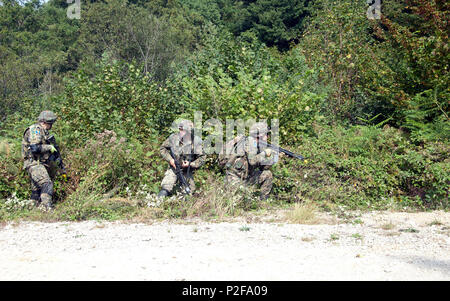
left=158, top=189, right=169, bottom=198
left=40, top=193, right=54, bottom=211
left=31, top=190, right=41, bottom=207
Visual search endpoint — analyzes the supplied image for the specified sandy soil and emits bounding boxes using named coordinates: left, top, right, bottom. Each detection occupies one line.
left=0, top=210, right=449, bottom=281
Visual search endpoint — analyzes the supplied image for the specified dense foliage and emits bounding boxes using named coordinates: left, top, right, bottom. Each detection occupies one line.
left=0, top=0, right=448, bottom=220
left=168, top=30, right=326, bottom=143
left=299, top=0, right=449, bottom=139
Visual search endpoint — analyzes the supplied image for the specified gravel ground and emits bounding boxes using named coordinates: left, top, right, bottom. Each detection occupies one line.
left=0, top=210, right=449, bottom=281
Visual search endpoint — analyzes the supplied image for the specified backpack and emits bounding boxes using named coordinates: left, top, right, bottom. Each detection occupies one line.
left=218, top=135, right=246, bottom=167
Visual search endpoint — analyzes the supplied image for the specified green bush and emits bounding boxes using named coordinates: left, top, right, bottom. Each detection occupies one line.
left=168, top=29, right=327, bottom=143
left=60, top=58, right=174, bottom=145
left=272, top=124, right=449, bottom=210
left=61, top=129, right=163, bottom=199
left=0, top=138, right=29, bottom=201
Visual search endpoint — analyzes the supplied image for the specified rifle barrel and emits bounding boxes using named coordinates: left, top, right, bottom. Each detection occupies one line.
left=259, top=141, right=305, bottom=160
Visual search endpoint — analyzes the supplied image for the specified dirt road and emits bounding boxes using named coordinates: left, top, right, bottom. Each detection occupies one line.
left=0, top=210, right=449, bottom=281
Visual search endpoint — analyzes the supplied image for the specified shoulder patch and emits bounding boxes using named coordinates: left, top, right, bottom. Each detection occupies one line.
left=28, top=124, right=43, bottom=143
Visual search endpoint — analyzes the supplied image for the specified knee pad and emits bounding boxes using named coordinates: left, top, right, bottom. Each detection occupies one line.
left=158, top=189, right=170, bottom=198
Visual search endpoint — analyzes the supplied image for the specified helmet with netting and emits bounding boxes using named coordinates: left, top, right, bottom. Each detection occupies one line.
left=38, top=111, right=57, bottom=124
left=178, top=119, right=194, bottom=131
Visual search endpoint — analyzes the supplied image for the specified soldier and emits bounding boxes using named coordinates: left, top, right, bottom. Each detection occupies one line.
left=21, top=111, right=65, bottom=210
left=158, top=120, right=205, bottom=197
left=220, top=122, right=276, bottom=200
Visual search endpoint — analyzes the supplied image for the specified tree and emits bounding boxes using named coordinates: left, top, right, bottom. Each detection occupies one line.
left=0, top=0, right=79, bottom=121
left=73, top=0, right=200, bottom=81
left=218, top=0, right=311, bottom=50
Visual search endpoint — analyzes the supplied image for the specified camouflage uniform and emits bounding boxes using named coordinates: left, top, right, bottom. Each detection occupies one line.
left=220, top=122, right=276, bottom=200
left=21, top=111, right=59, bottom=209
left=158, top=120, right=205, bottom=196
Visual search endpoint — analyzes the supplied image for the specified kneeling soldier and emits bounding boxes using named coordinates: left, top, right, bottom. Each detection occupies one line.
left=219, top=122, right=276, bottom=200
left=158, top=120, right=205, bottom=197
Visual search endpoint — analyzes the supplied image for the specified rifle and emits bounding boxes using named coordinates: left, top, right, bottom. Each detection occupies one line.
left=186, top=128, right=194, bottom=183
left=258, top=141, right=306, bottom=161
left=46, top=135, right=68, bottom=178
left=169, top=147, right=191, bottom=195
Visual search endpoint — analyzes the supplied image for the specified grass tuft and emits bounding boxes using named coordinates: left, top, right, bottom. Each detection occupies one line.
left=285, top=201, right=319, bottom=224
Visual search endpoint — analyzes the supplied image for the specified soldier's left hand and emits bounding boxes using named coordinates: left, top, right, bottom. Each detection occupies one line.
left=264, top=148, right=272, bottom=157
left=182, top=160, right=190, bottom=168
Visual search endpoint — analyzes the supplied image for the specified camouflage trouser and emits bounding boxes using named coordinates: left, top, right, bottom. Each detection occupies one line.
left=226, top=169, right=273, bottom=199
left=161, top=168, right=195, bottom=194
left=27, top=164, right=54, bottom=207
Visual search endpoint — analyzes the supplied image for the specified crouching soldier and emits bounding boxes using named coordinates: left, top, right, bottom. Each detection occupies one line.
left=158, top=120, right=205, bottom=197
left=21, top=111, right=65, bottom=210
left=219, top=122, right=276, bottom=200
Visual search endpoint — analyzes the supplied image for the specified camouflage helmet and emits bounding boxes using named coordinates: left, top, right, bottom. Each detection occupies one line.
left=38, top=111, right=57, bottom=124
left=249, top=122, right=269, bottom=138
left=178, top=119, right=194, bottom=131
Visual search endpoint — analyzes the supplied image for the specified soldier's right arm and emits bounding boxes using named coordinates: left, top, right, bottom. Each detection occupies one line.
left=160, top=135, right=174, bottom=163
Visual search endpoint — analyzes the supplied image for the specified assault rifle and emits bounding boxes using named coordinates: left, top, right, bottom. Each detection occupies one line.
left=185, top=128, right=195, bottom=187
left=258, top=141, right=305, bottom=161
left=46, top=135, right=67, bottom=176
left=169, top=147, right=191, bottom=195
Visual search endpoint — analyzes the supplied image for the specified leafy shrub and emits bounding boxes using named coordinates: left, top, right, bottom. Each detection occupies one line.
left=168, top=29, right=326, bottom=143
left=272, top=124, right=449, bottom=210
left=60, top=58, right=174, bottom=145
left=300, top=0, right=449, bottom=139
left=0, top=138, right=29, bottom=201
left=403, top=89, right=450, bottom=143
left=61, top=130, right=163, bottom=202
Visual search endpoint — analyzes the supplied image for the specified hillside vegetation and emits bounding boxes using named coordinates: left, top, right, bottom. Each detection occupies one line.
left=0, top=0, right=448, bottom=221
